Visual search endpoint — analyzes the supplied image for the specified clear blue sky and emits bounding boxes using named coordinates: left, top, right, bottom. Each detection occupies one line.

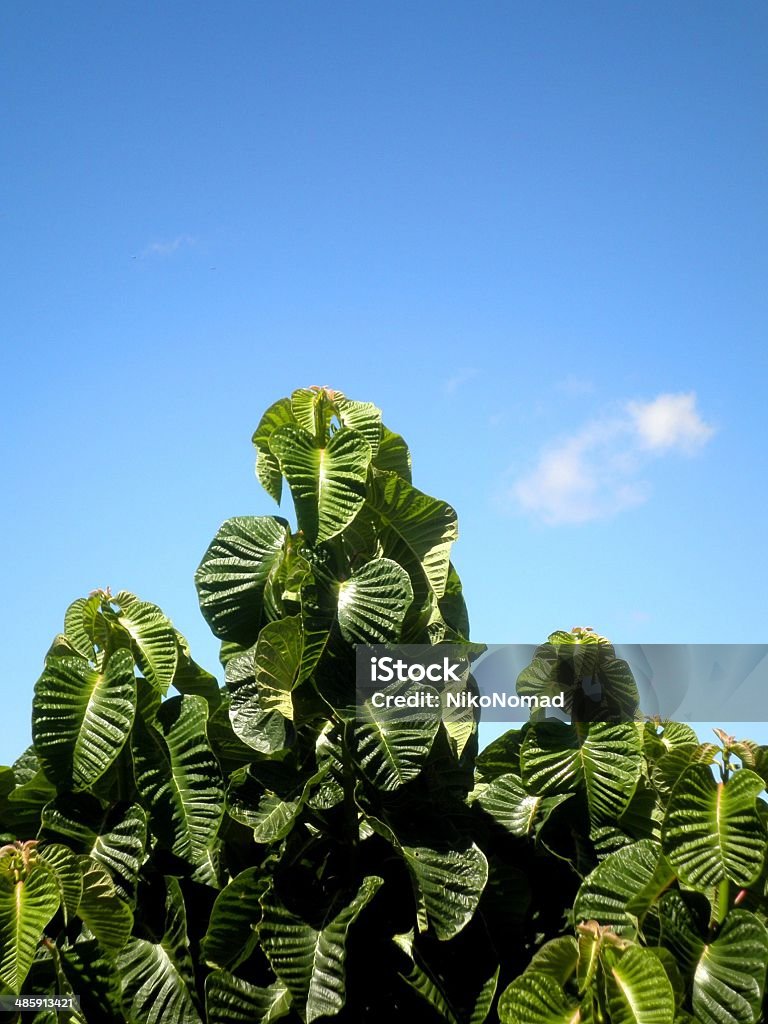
left=2, top=3, right=766, bottom=757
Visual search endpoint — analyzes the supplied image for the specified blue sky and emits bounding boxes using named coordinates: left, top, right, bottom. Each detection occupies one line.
left=2, top=2, right=767, bottom=757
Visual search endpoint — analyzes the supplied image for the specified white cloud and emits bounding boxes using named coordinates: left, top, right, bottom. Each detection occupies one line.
left=507, top=392, right=715, bottom=526
left=142, top=234, right=196, bottom=257
left=628, top=392, right=715, bottom=453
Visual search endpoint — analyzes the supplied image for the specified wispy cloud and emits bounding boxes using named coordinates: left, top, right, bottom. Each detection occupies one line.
left=141, top=234, right=196, bottom=257
left=507, top=391, right=715, bottom=525
left=442, top=368, right=479, bottom=397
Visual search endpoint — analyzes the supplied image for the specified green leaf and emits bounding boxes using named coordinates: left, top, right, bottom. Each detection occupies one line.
left=333, top=394, right=382, bottom=455
left=661, top=766, right=766, bottom=889
left=659, top=896, right=768, bottom=1024
left=521, top=722, right=642, bottom=826
left=337, top=557, right=414, bottom=643
left=692, top=910, right=768, bottom=1024
left=114, top=591, right=178, bottom=695
left=253, top=397, right=295, bottom=503
left=59, top=938, right=124, bottom=1021
left=470, top=964, right=500, bottom=1024
left=368, top=471, right=457, bottom=603
left=132, top=695, right=224, bottom=880
left=206, top=970, right=292, bottom=1024
left=40, top=797, right=146, bottom=901
left=392, top=930, right=461, bottom=1024
left=119, top=877, right=202, bottom=1024
left=367, top=815, right=488, bottom=941
left=270, top=424, right=372, bottom=544
left=77, top=859, right=133, bottom=952
left=574, top=840, right=675, bottom=936
left=1, top=749, right=56, bottom=836
left=227, top=765, right=322, bottom=843
left=201, top=867, right=269, bottom=970
left=373, top=426, right=412, bottom=481
left=290, top=387, right=335, bottom=437
left=259, top=875, right=382, bottom=1023
left=498, top=970, right=581, bottom=1024
left=32, top=649, right=136, bottom=790
left=37, top=844, right=82, bottom=921
left=195, top=516, right=289, bottom=645
left=62, top=595, right=103, bottom=662
left=226, top=640, right=290, bottom=756
left=401, top=842, right=489, bottom=941
left=603, top=945, right=675, bottom=1024
left=0, top=855, right=60, bottom=994
left=355, top=689, right=439, bottom=790
left=472, top=773, right=570, bottom=838
left=228, top=618, right=303, bottom=755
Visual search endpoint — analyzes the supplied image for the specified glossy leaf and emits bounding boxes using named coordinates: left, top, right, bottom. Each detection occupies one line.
left=337, top=557, right=413, bottom=644
left=0, top=855, right=60, bottom=994
left=270, top=424, right=372, bottom=544
left=195, top=516, right=289, bottom=644
left=32, top=649, right=136, bottom=790
left=119, top=877, right=202, bottom=1024
left=132, top=695, right=224, bottom=880
left=662, top=766, right=766, bottom=889
left=259, top=875, right=382, bottom=1023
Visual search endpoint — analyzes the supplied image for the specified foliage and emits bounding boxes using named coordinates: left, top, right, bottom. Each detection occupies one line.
left=1, top=386, right=767, bottom=1024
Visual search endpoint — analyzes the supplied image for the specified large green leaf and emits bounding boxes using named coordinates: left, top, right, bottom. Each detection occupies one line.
left=368, top=471, right=457, bottom=603
left=227, top=765, right=323, bottom=843
left=0, top=855, right=60, bottom=994
left=59, top=937, right=124, bottom=1021
left=270, top=424, right=372, bottom=544
left=226, top=638, right=291, bottom=756
left=119, top=877, right=202, bottom=1024
left=201, top=867, right=269, bottom=970
left=603, top=944, right=675, bottom=1024
left=32, top=649, right=136, bottom=790
left=661, top=766, right=766, bottom=889
left=517, top=634, right=640, bottom=723
left=228, top=618, right=302, bottom=754
left=367, top=815, right=488, bottom=940
left=659, top=895, right=768, bottom=1024
left=206, top=970, right=291, bottom=1024
left=195, top=516, right=289, bottom=644
left=355, top=690, right=439, bottom=791
left=402, top=842, right=489, bottom=941
left=337, top=557, right=414, bottom=644
left=373, top=426, right=412, bottom=481
left=472, top=773, right=571, bottom=838
left=40, top=797, right=146, bottom=901
left=259, top=876, right=382, bottom=1023
left=290, top=387, right=335, bottom=438
left=1, top=749, right=56, bottom=836
left=253, top=397, right=295, bottom=503
left=132, top=695, right=224, bottom=880
left=61, top=595, right=104, bottom=662
left=498, top=970, right=581, bottom=1024
left=113, top=591, right=178, bottom=696
left=693, top=910, right=768, bottom=1024
left=37, top=843, right=82, bottom=921
left=520, top=722, right=642, bottom=825
left=573, top=841, right=675, bottom=935
left=77, top=859, right=133, bottom=952
left=333, top=394, right=382, bottom=455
